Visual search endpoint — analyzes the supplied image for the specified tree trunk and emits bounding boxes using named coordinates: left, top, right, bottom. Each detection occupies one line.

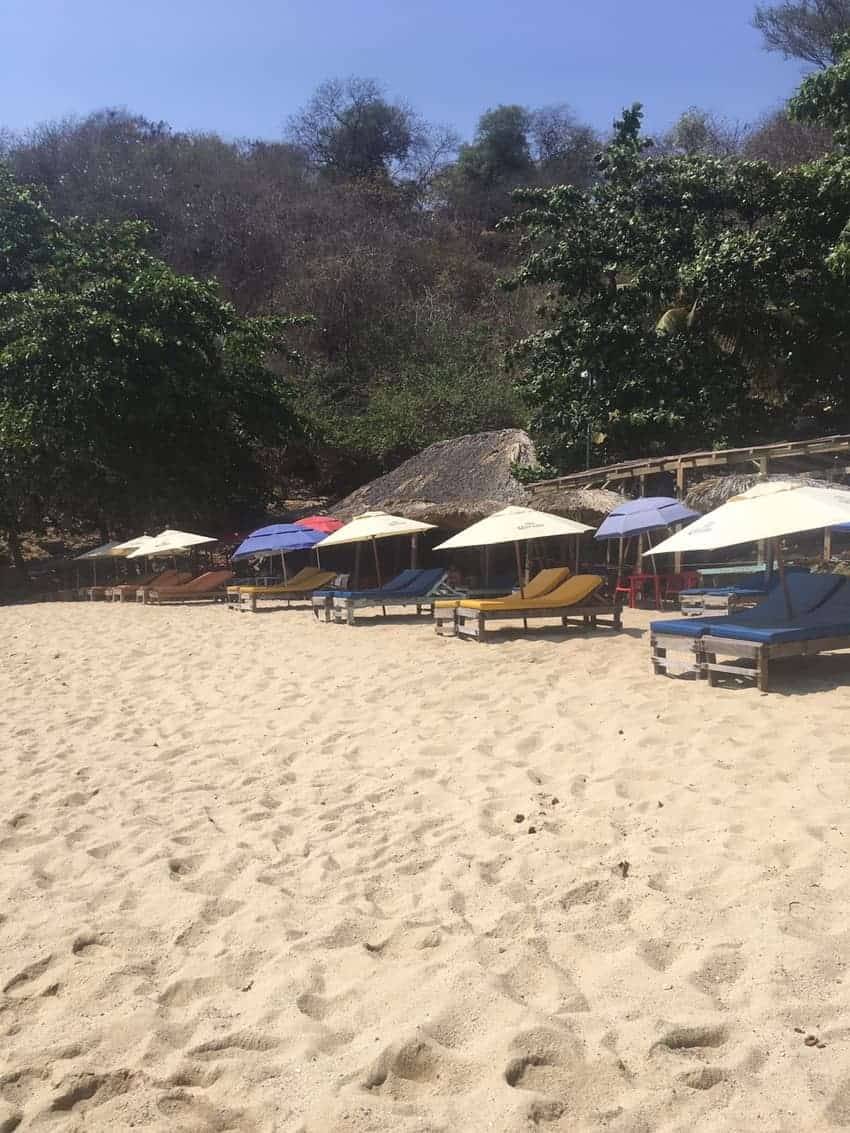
left=6, top=526, right=29, bottom=582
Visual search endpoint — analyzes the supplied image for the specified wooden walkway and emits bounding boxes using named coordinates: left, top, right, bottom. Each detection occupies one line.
left=527, top=433, right=850, bottom=494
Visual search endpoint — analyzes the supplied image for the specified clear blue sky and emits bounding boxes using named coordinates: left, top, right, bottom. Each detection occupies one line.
left=2, top=0, right=809, bottom=141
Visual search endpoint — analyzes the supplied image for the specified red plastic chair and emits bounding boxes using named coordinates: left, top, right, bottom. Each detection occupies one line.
left=613, top=576, right=634, bottom=607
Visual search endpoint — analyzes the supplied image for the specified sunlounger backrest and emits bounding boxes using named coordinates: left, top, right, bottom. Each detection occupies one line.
left=522, top=567, right=571, bottom=600
left=739, top=572, right=844, bottom=622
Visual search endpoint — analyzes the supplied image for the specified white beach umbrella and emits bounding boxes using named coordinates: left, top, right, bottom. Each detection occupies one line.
left=76, top=541, right=128, bottom=560
left=316, top=511, right=435, bottom=586
left=646, top=480, right=850, bottom=615
left=434, top=505, right=593, bottom=596
left=127, top=529, right=217, bottom=558
left=75, top=541, right=128, bottom=585
left=647, top=481, right=850, bottom=556
left=112, top=535, right=157, bottom=556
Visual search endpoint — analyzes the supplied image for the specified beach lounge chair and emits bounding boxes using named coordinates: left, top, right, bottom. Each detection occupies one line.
left=84, top=572, right=159, bottom=600
left=433, top=566, right=572, bottom=636
left=650, top=572, right=844, bottom=682
left=678, top=567, right=809, bottom=617
left=330, top=568, right=457, bottom=625
left=143, top=570, right=235, bottom=605
left=107, top=569, right=190, bottom=602
left=225, top=566, right=329, bottom=610
left=451, top=574, right=620, bottom=641
left=311, top=569, right=420, bottom=622
left=699, top=578, right=850, bottom=692
left=237, top=570, right=340, bottom=612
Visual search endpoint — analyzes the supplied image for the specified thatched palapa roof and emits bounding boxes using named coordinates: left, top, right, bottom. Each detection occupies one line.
left=685, top=473, right=850, bottom=513
left=332, top=430, right=536, bottom=528
left=528, top=484, right=628, bottom=525
left=332, top=430, right=630, bottom=528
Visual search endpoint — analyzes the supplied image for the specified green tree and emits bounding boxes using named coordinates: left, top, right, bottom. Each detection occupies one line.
left=505, top=94, right=850, bottom=471
left=0, top=165, right=307, bottom=566
left=286, top=77, right=455, bottom=183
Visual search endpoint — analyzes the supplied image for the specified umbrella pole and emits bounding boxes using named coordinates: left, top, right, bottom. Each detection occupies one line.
left=372, top=537, right=383, bottom=589
left=411, top=534, right=419, bottom=570
left=574, top=533, right=580, bottom=574
left=646, top=531, right=657, bottom=575
left=281, top=552, right=288, bottom=583
left=514, top=541, right=525, bottom=599
left=777, top=541, right=793, bottom=619
left=315, top=548, right=322, bottom=569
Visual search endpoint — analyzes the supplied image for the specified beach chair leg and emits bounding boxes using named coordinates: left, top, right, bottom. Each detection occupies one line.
left=704, top=649, right=716, bottom=685
left=522, top=617, right=528, bottom=630
left=758, top=652, right=769, bottom=694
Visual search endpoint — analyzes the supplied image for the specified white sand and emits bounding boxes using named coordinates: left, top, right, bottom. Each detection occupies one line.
left=2, top=602, right=850, bottom=1131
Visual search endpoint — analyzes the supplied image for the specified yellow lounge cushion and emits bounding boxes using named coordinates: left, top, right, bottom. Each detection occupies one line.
left=237, top=569, right=336, bottom=597
left=433, top=567, right=572, bottom=611
left=458, top=574, right=603, bottom=612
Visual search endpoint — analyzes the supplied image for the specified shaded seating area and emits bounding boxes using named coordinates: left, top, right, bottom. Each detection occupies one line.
left=433, top=566, right=572, bottom=636
left=650, top=572, right=848, bottom=689
left=142, top=570, right=235, bottom=605
left=449, top=574, right=621, bottom=641
left=328, top=568, right=456, bottom=624
left=227, top=567, right=339, bottom=612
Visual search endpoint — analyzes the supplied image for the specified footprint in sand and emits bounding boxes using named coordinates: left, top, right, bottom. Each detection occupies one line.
left=651, top=1023, right=728, bottom=1053
left=362, top=1034, right=472, bottom=1099
left=503, top=1027, right=626, bottom=1124
left=3, top=954, right=54, bottom=996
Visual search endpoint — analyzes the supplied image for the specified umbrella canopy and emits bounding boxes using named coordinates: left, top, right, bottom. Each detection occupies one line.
left=434, top=506, right=591, bottom=551
left=76, top=541, right=129, bottom=560
left=295, top=515, right=342, bottom=535
left=127, top=529, right=216, bottom=558
left=231, top=524, right=325, bottom=560
left=647, top=481, right=850, bottom=556
left=112, top=535, right=157, bottom=556
left=315, top=510, right=434, bottom=549
left=595, top=497, right=700, bottom=540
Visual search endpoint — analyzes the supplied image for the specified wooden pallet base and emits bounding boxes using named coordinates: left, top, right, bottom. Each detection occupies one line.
left=331, top=600, right=435, bottom=625
left=650, top=633, right=703, bottom=678
left=434, top=608, right=458, bottom=636
left=455, top=602, right=622, bottom=641
left=652, top=631, right=850, bottom=692
left=312, top=596, right=333, bottom=621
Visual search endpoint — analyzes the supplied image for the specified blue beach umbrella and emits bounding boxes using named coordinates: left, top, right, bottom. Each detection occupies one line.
left=231, top=524, right=325, bottom=560
left=231, top=523, right=326, bottom=580
left=594, top=497, right=699, bottom=541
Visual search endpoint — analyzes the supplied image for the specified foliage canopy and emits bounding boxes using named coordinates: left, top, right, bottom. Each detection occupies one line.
left=0, top=165, right=307, bottom=553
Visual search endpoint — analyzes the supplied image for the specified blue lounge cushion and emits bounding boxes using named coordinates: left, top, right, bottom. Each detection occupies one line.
left=679, top=586, right=768, bottom=598
left=653, top=573, right=846, bottom=639
left=705, top=619, right=850, bottom=645
left=344, top=568, right=447, bottom=602
left=316, top=568, right=423, bottom=600
left=704, top=578, right=850, bottom=645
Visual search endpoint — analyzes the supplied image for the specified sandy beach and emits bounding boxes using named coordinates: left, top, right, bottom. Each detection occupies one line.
left=2, top=602, right=850, bottom=1131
